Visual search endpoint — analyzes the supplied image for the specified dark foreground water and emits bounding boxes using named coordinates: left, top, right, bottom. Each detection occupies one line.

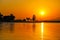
left=0, top=22, right=60, bottom=40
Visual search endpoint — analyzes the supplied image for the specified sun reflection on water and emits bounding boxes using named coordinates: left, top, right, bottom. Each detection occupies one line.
left=41, top=22, right=44, bottom=40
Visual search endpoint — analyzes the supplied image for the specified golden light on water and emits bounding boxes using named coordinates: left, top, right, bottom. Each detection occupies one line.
left=41, top=22, right=44, bottom=40
left=41, top=22, right=44, bottom=33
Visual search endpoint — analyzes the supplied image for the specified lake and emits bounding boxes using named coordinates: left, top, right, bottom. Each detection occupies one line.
left=0, top=22, right=60, bottom=40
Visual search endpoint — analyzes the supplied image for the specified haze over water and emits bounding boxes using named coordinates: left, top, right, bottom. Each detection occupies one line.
left=0, top=22, right=60, bottom=40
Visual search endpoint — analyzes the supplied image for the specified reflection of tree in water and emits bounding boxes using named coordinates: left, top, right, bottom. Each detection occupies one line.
left=3, top=22, right=14, bottom=32
left=0, top=23, right=3, bottom=31
left=9, top=22, right=14, bottom=33
left=0, top=22, right=14, bottom=33
left=32, top=23, right=36, bottom=32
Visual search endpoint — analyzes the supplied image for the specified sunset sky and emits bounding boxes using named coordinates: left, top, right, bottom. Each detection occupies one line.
left=0, top=0, right=60, bottom=20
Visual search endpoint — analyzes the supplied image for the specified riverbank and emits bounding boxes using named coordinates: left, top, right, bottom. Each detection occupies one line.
left=0, top=21, right=60, bottom=23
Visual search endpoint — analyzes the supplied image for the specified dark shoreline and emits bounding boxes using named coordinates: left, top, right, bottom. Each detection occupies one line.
left=0, top=21, right=60, bottom=23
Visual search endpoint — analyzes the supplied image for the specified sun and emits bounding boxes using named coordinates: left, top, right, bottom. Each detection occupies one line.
left=40, top=11, right=45, bottom=15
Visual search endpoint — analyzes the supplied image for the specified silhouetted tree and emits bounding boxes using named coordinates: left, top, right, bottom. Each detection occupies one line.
left=23, top=19, right=26, bottom=22
left=0, top=12, right=3, bottom=22
left=3, top=14, right=15, bottom=22
left=9, top=14, right=15, bottom=21
left=26, top=17, right=30, bottom=21
left=3, top=16, right=10, bottom=22
left=32, top=15, right=36, bottom=22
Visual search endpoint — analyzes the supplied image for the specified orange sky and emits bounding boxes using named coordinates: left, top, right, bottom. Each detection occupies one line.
left=0, top=0, right=60, bottom=20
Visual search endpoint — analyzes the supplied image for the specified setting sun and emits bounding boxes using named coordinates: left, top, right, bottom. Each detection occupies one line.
left=40, top=11, right=45, bottom=16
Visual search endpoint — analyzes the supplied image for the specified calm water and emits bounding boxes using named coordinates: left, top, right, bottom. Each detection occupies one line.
left=0, top=22, right=60, bottom=40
